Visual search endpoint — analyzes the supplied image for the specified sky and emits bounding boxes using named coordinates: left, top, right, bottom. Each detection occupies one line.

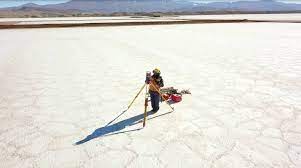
left=0, top=1, right=69, bottom=8
left=0, top=0, right=300, bottom=8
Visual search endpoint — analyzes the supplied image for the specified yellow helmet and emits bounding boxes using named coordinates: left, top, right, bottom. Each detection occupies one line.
left=153, top=68, right=161, bottom=74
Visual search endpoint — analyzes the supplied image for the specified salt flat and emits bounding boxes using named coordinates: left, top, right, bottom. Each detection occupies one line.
left=0, top=14, right=301, bottom=26
left=177, top=13, right=301, bottom=21
left=0, top=21, right=301, bottom=168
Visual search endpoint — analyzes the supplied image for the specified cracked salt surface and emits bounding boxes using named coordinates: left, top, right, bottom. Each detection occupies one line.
left=0, top=18, right=301, bottom=168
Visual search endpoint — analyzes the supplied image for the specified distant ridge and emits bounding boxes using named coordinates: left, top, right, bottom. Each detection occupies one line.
left=38, top=0, right=197, bottom=13
left=201, top=0, right=301, bottom=11
left=30, top=0, right=301, bottom=12
left=0, top=0, right=301, bottom=17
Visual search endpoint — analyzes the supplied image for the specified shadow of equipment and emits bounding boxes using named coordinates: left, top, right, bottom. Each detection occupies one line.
left=74, top=110, right=172, bottom=145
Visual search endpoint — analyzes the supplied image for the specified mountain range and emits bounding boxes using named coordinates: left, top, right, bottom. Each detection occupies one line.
left=1, top=0, right=301, bottom=15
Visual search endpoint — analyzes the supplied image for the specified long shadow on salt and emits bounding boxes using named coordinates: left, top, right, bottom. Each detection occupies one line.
left=74, top=110, right=172, bottom=145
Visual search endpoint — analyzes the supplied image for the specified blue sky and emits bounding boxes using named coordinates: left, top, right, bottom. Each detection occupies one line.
left=0, top=0, right=300, bottom=8
left=0, top=1, right=69, bottom=8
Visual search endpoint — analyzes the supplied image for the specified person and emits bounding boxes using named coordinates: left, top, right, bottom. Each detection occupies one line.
left=146, top=68, right=164, bottom=112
